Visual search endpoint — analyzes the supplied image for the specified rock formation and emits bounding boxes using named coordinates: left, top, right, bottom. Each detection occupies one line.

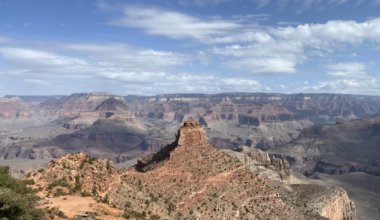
left=0, top=97, right=31, bottom=119
left=224, top=146, right=291, bottom=181
left=273, top=115, right=380, bottom=176
left=176, top=120, right=207, bottom=146
left=26, top=120, right=357, bottom=219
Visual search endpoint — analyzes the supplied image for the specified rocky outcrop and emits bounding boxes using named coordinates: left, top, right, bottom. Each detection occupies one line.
left=224, top=146, right=291, bottom=181
left=320, top=190, right=356, bottom=220
left=292, top=184, right=356, bottom=220
left=26, top=153, right=120, bottom=196
left=177, top=120, right=207, bottom=146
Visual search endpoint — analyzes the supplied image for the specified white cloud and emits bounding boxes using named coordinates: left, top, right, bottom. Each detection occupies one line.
left=250, top=0, right=377, bottom=11
left=213, top=40, right=303, bottom=74
left=327, top=62, right=368, bottom=79
left=103, top=4, right=380, bottom=75
left=301, top=78, right=380, bottom=95
left=0, top=43, right=188, bottom=80
left=212, top=18, right=380, bottom=74
left=0, top=42, right=267, bottom=94
left=66, top=43, right=187, bottom=71
left=228, top=58, right=297, bottom=74
left=222, top=78, right=261, bottom=86
left=273, top=18, right=380, bottom=47
left=0, top=47, right=87, bottom=68
left=109, top=5, right=241, bottom=42
left=23, top=79, right=50, bottom=86
left=97, top=71, right=167, bottom=83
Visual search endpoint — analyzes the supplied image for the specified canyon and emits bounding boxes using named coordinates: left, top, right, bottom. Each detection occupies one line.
left=1, top=92, right=380, bottom=219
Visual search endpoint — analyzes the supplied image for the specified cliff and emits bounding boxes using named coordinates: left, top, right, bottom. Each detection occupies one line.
left=0, top=97, right=32, bottom=119
left=274, top=116, right=380, bottom=176
left=292, top=184, right=356, bottom=220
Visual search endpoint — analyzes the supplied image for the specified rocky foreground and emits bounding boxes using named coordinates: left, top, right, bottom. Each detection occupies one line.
left=26, top=121, right=356, bottom=219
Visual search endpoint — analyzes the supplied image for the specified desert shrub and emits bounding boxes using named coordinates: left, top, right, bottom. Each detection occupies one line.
left=71, top=175, right=82, bottom=193
left=23, top=179, right=35, bottom=185
left=91, top=186, right=98, bottom=196
left=53, top=188, right=66, bottom=197
left=44, top=206, right=67, bottom=218
left=149, top=214, right=160, bottom=220
left=80, top=191, right=92, bottom=197
left=37, top=168, right=44, bottom=173
left=123, top=209, right=147, bottom=219
left=47, top=177, right=71, bottom=190
left=101, top=194, right=109, bottom=204
left=167, top=202, right=175, bottom=214
left=0, top=166, right=46, bottom=220
left=106, top=160, right=112, bottom=173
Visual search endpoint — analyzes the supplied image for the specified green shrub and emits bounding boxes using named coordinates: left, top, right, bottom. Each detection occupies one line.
left=47, top=177, right=71, bottom=190
left=0, top=166, right=46, bottom=220
left=44, top=206, right=67, bottom=218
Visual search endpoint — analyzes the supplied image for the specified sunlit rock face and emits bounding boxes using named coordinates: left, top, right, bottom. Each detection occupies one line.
left=177, top=120, right=207, bottom=146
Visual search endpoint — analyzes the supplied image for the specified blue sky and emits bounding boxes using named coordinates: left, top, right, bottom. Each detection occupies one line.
left=0, top=0, right=380, bottom=96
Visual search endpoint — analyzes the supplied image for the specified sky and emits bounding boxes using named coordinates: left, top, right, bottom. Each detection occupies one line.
left=0, top=0, right=380, bottom=96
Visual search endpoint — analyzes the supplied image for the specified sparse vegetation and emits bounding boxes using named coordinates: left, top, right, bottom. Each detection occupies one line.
left=91, top=185, right=98, bottom=196
left=123, top=208, right=147, bottom=219
left=44, top=206, right=67, bottom=218
left=106, top=160, right=112, bottom=173
left=47, top=177, right=71, bottom=190
left=37, top=168, right=44, bottom=173
left=71, top=174, right=82, bottom=193
left=102, top=194, right=110, bottom=204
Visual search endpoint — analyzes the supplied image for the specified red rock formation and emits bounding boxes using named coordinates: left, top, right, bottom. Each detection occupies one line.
left=177, top=120, right=207, bottom=146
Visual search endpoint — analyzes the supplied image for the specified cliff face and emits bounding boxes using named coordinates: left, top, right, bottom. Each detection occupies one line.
left=320, top=190, right=356, bottom=220
left=0, top=97, right=32, bottom=119
left=224, top=146, right=291, bottom=181
left=176, top=120, right=207, bottom=146
left=125, top=93, right=380, bottom=123
left=39, top=92, right=125, bottom=116
left=292, top=184, right=356, bottom=220
left=274, top=116, right=380, bottom=177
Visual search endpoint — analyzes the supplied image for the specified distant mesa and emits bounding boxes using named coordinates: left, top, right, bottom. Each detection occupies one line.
left=95, top=97, right=128, bottom=112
